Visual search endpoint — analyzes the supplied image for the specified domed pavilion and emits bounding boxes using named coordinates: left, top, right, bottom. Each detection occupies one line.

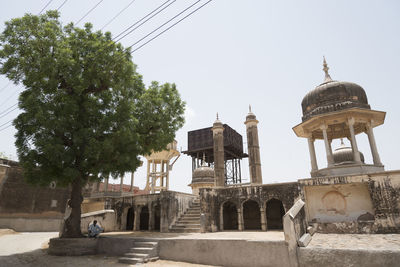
left=293, top=57, right=385, bottom=177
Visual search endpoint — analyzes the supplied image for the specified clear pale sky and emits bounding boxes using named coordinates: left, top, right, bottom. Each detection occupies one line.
left=0, top=0, right=399, bottom=193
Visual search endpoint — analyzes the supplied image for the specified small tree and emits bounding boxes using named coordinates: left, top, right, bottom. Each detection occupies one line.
left=0, top=11, right=185, bottom=237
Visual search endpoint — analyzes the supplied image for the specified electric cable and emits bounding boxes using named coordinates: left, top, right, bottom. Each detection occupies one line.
left=0, top=89, right=20, bottom=108
left=101, top=0, right=136, bottom=30
left=0, top=118, right=13, bottom=129
left=57, top=0, right=68, bottom=11
left=0, top=123, right=13, bottom=132
left=113, top=0, right=174, bottom=41
left=0, top=81, right=11, bottom=94
left=75, top=0, right=104, bottom=25
left=130, top=0, right=212, bottom=52
left=38, top=0, right=54, bottom=15
left=0, top=103, right=18, bottom=116
left=0, top=106, right=18, bottom=119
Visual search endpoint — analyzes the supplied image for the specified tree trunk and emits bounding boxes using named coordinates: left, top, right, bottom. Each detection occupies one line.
left=61, top=176, right=84, bottom=238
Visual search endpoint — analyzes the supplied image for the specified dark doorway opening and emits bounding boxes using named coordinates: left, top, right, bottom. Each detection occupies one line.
left=266, top=199, right=285, bottom=230
left=126, top=207, right=134, bottom=230
left=154, top=205, right=161, bottom=231
left=223, top=201, right=238, bottom=230
left=140, top=206, right=149, bottom=230
left=243, top=200, right=261, bottom=230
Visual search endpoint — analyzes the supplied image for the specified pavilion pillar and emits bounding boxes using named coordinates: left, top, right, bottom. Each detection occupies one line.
left=120, top=176, right=123, bottom=193
left=366, top=123, right=382, bottom=166
left=321, top=124, right=334, bottom=167
left=348, top=117, right=362, bottom=163
left=307, top=137, right=318, bottom=172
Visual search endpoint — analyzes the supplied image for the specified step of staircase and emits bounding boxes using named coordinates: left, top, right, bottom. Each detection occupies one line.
left=170, top=199, right=201, bottom=233
left=118, top=240, right=159, bottom=264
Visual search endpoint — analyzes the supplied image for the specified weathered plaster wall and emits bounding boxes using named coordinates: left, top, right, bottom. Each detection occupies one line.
left=299, top=170, right=400, bottom=233
left=81, top=200, right=105, bottom=214
left=200, top=182, right=300, bottom=232
left=158, top=239, right=290, bottom=267
left=80, top=210, right=116, bottom=234
left=0, top=159, right=70, bottom=231
left=305, top=183, right=374, bottom=223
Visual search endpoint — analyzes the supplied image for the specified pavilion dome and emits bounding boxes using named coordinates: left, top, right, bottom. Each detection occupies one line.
left=333, top=141, right=365, bottom=165
left=301, top=58, right=370, bottom=122
left=192, top=164, right=215, bottom=184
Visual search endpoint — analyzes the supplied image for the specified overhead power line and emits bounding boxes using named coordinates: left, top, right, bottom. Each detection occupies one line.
left=0, top=118, right=13, bottom=129
left=0, top=81, right=11, bottom=94
left=0, top=106, right=18, bottom=119
left=75, top=0, right=104, bottom=25
left=38, top=0, right=54, bottom=15
left=0, top=123, right=13, bottom=132
left=101, top=0, right=136, bottom=30
left=0, top=103, right=18, bottom=116
left=130, top=0, right=213, bottom=53
left=57, top=0, right=68, bottom=11
left=128, top=0, right=202, bottom=48
left=113, top=0, right=175, bottom=41
left=0, top=89, right=20, bottom=108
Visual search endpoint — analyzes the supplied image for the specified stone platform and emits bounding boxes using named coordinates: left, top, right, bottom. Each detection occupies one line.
left=47, top=231, right=400, bottom=267
left=299, top=233, right=400, bottom=267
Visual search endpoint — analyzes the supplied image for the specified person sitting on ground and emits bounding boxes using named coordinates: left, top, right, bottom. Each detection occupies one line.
left=88, top=220, right=104, bottom=238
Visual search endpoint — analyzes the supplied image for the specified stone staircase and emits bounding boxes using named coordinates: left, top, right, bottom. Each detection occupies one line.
left=170, top=198, right=201, bottom=233
left=118, top=239, right=159, bottom=265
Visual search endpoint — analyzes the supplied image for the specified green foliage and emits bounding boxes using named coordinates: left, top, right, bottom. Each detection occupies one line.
left=0, top=11, right=185, bottom=187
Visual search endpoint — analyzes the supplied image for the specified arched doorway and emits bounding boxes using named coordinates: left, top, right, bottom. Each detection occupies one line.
left=243, top=200, right=261, bottom=230
left=266, top=199, right=285, bottom=230
left=140, top=206, right=149, bottom=230
left=126, top=207, right=134, bottom=230
left=154, top=204, right=161, bottom=231
left=223, top=201, right=238, bottom=230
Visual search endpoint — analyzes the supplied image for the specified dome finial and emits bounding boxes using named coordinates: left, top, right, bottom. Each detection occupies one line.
left=249, top=105, right=252, bottom=113
left=216, top=112, right=219, bottom=120
left=202, top=153, right=207, bottom=166
left=323, top=56, right=333, bottom=83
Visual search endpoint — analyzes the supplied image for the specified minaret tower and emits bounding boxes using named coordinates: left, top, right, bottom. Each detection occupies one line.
left=244, top=106, right=262, bottom=184
left=212, top=113, right=225, bottom=187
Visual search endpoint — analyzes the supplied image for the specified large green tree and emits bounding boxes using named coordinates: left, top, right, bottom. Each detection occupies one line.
left=0, top=11, right=185, bottom=237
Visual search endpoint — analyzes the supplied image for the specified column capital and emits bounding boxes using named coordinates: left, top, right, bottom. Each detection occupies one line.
left=348, top=117, right=355, bottom=126
left=320, top=124, right=328, bottom=131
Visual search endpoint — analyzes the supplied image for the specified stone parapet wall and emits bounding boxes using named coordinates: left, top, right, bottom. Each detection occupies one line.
left=299, top=170, right=400, bottom=233
left=0, top=216, right=62, bottom=231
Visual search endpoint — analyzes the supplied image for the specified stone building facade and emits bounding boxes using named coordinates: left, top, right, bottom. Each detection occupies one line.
left=0, top=159, right=70, bottom=231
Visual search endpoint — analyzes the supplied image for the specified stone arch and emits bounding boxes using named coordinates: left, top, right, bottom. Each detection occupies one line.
left=140, top=205, right=149, bottom=230
left=222, top=201, right=238, bottom=230
left=266, top=198, right=285, bottom=230
left=153, top=202, right=161, bottom=231
left=242, top=199, right=261, bottom=230
left=126, top=206, right=135, bottom=230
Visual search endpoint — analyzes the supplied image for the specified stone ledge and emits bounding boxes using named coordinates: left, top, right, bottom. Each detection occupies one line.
left=48, top=237, right=98, bottom=256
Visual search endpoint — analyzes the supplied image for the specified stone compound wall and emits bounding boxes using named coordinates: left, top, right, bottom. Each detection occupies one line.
left=199, top=182, right=300, bottom=232
left=0, top=159, right=70, bottom=231
left=112, top=190, right=196, bottom=232
left=299, top=170, right=400, bottom=234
